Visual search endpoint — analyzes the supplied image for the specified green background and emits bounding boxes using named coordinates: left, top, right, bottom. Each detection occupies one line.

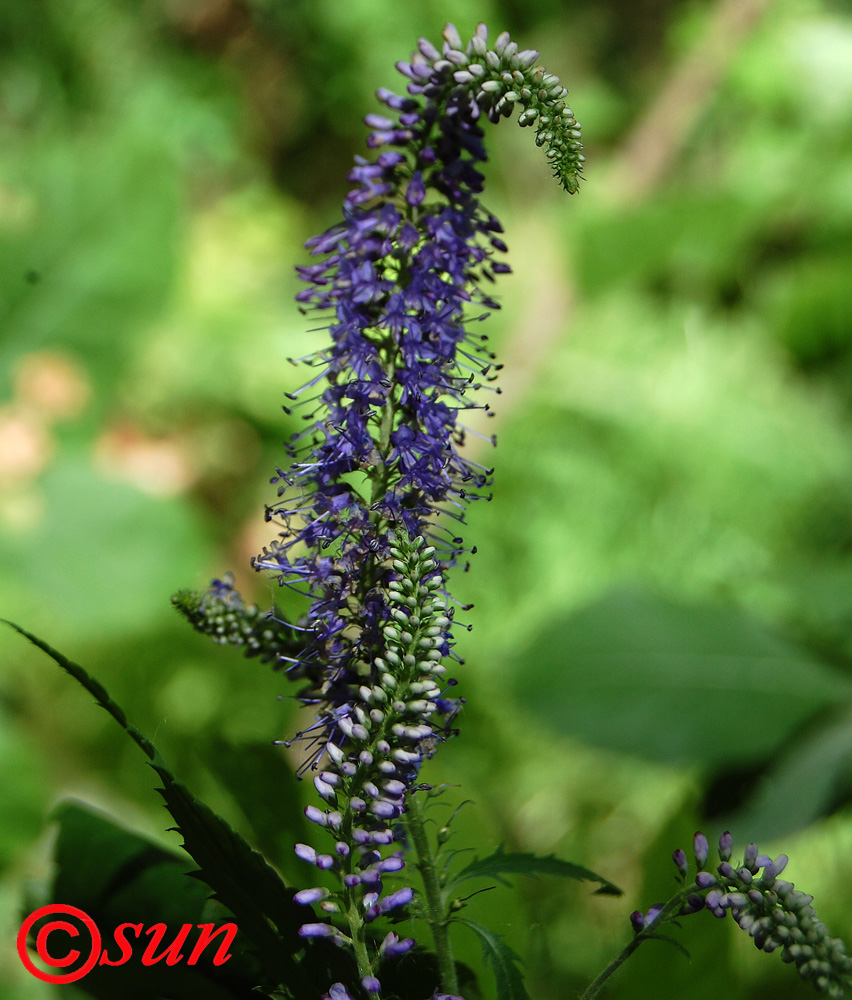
left=3, top=0, right=852, bottom=997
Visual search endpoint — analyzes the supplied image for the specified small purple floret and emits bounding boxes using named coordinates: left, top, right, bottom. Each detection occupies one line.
left=380, top=931, right=416, bottom=958
left=299, top=923, right=334, bottom=938
left=693, top=832, right=709, bottom=869
left=294, top=887, right=327, bottom=905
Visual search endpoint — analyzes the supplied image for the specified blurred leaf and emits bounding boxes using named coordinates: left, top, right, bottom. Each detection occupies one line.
left=727, top=707, right=852, bottom=841
left=509, top=587, right=852, bottom=766
left=448, top=844, right=621, bottom=896
left=576, top=194, right=759, bottom=298
left=0, top=457, right=210, bottom=639
left=454, top=917, right=529, bottom=1000
left=762, top=254, right=852, bottom=371
left=0, top=715, right=49, bottom=873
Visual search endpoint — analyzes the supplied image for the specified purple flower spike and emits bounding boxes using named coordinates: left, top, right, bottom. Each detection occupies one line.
left=241, top=25, right=587, bottom=1000
left=693, top=832, right=709, bottom=870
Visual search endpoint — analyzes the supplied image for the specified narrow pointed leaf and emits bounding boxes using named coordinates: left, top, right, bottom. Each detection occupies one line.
left=3, top=621, right=314, bottom=997
left=448, top=844, right=621, bottom=895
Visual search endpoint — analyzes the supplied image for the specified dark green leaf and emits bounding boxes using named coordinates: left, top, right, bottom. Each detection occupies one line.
left=4, top=621, right=315, bottom=997
left=448, top=844, right=621, bottom=896
left=204, top=738, right=311, bottom=877
left=453, top=917, right=529, bottom=1000
left=47, top=801, right=257, bottom=1000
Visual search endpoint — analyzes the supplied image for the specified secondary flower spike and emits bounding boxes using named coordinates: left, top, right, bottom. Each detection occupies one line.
left=661, top=832, right=852, bottom=998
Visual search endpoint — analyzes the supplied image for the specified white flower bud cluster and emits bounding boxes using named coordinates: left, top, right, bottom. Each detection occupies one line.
left=295, top=533, right=456, bottom=938
left=171, top=573, right=296, bottom=663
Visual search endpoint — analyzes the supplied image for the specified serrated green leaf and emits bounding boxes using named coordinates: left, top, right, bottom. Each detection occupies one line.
left=204, top=738, right=312, bottom=877
left=4, top=620, right=315, bottom=998
left=448, top=844, right=621, bottom=896
left=454, top=917, right=529, bottom=1000
left=48, top=801, right=257, bottom=1000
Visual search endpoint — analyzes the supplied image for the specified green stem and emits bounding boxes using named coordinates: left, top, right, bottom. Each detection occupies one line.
left=407, top=793, right=459, bottom=995
left=344, top=889, right=372, bottom=983
left=579, top=886, right=696, bottom=1000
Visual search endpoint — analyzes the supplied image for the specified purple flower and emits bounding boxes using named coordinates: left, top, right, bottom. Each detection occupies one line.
left=242, top=22, right=583, bottom=1000
left=326, top=986, right=356, bottom=1000
left=252, top=23, right=583, bottom=767
left=380, top=932, right=415, bottom=958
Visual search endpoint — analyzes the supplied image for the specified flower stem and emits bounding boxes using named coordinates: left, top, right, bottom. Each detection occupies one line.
left=579, top=888, right=695, bottom=1000
left=407, top=793, right=459, bottom=995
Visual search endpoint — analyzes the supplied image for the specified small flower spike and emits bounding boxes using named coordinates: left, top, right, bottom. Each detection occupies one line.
left=665, top=832, right=852, bottom=998
left=171, top=574, right=299, bottom=663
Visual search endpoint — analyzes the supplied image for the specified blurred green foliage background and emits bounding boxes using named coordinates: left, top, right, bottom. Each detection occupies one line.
left=2, top=0, right=852, bottom=997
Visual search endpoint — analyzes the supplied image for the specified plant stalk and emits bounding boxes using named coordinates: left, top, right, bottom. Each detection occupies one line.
left=579, top=887, right=695, bottom=1000
left=407, top=793, right=459, bottom=995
